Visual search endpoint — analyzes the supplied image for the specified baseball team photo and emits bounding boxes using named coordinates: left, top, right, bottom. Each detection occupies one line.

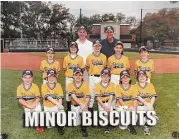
left=1, top=1, right=179, bottom=139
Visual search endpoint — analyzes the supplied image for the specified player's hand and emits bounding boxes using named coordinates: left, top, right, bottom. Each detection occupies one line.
left=128, top=106, right=136, bottom=111
left=105, top=105, right=112, bottom=112
left=80, top=104, right=86, bottom=110
left=57, top=104, right=64, bottom=110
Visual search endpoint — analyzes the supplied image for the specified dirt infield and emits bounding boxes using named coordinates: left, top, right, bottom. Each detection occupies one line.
left=1, top=53, right=179, bottom=73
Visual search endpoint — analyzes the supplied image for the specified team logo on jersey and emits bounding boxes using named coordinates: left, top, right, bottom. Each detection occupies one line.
left=68, top=63, right=79, bottom=71
left=76, top=92, right=85, bottom=98
left=112, top=62, right=124, bottom=68
left=92, top=59, right=103, bottom=66
left=138, top=66, right=151, bottom=72
left=122, top=95, right=133, bottom=101
left=137, top=93, right=151, bottom=99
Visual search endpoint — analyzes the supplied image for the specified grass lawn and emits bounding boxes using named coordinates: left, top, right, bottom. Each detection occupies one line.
left=1, top=70, right=179, bottom=139
left=27, top=52, right=179, bottom=60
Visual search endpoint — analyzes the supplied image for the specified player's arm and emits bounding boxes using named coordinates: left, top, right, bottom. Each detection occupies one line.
left=137, top=96, right=147, bottom=105
left=96, top=96, right=106, bottom=109
left=18, top=99, right=34, bottom=109
left=39, top=61, right=44, bottom=73
left=71, top=94, right=83, bottom=105
left=46, top=96, right=59, bottom=106
left=85, top=56, right=90, bottom=71
left=62, top=57, right=67, bottom=72
left=126, top=57, right=130, bottom=71
left=31, top=85, right=41, bottom=107
left=150, top=97, right=156, bottom=106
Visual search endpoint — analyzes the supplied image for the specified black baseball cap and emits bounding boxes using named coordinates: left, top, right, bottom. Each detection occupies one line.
left=22, top=70, right=33, bottom=77
left=104, top=26, right=114, bottom=32
left=46, top=47, right=55, bottom=53
left=114, top=41, right=124, bottom=47
left=93, top=39, right=102, bottom=47
left=120, top=70, right=130, bottom=79
left=137, top=70, right=147, bottom=77
left=73, top=68, right=83, bottom=75
left=47, top=69, right=57, bottom=77
left=139, top=46, right=148, bottom=53
left=101, top=68, right=111, bottom=76
left=69, top=41, right=78, bottom=48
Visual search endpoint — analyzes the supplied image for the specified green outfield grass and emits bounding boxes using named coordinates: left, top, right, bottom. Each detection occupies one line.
left=1, top=70, right=179, bottom=139
left=27, top=52, right=179, bottom=60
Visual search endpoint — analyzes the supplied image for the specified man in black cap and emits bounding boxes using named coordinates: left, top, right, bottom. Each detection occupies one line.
left=101, top=26, right=119, bottom=58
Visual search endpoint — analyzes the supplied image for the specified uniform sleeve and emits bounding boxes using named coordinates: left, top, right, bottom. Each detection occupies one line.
left=126, top=57, right=130, bottom=69
left=57, top=84, right=64, bottom=99
left=40, top=61, right=44, bottom=72
left=86, top=55, right=90, bottom=67
left=150, top=83, right=157, bottom=98
left=134, top=60, right=138, bottom=71
left=131, top=86, right=138, bottom=100
left=63, top=57, right=67, bottom=69
left=34, top=85, right=41, bottom=98
left=151, top=60, right=154, bottom=72
left=41, top=84, right=50, bottom=100
left=80, top=56, right=85, bottom=69
left=107, top=57, right=111, bottom=68
left=85, top=83, right=90, bottom=98
left=115, top=86, right=122, bottom=99
left=67, top=84, right=75, bottom=96
left=57, top=61, right=61, bottom=72
left=16, top=86, right=22, bottom=99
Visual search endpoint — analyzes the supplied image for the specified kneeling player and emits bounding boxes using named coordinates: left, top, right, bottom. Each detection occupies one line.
left=67, top=68, right=90, bottom=137
left=41, top=69, right=65, bottom=135
left=95, top=68, right=115, bottom=134
left=115, top=70, right=137, bottom=135
left=135, top=70, right=158, bottom=135
left=17, top=70, right=44, bottom=133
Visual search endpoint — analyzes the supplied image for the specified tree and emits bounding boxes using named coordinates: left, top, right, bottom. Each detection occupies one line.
left=116, top=12, right=126, bottom=23
left=125, top=16, right=137, bottom=27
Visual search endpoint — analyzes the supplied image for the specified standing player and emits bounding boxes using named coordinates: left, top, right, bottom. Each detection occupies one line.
left=67, top=68, right=90, bottom=137
left=95, top=68, right=115, bottom=134
left=16, top=70, right=44, bottom=133
left=86, top=39, right=107, bottom=115
left=107, top=41, right=130, bottom=86
left=135, top=46, right=154, bottom=83
left=40, top=47, right=60, bottom=84
left=134, top=70, right=158, bottom=135
left=63, top=42, right=84, bottom=112
left=41, top=69, right=65, bottom=135
left=115, top=70, right=137, bottom=135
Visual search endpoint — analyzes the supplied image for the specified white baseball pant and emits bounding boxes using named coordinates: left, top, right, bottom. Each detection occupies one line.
left=24, top=103, right=42, bottom=112
left=89, top=76, right=101, bottom=108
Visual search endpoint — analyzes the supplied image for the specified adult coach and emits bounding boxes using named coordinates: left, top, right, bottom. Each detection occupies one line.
left=76, top=25, right=93, bottom=81
left=101, top=26, right=119, bottom=58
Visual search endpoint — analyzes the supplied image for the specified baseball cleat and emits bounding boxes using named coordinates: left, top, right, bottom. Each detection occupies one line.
left=143, top=126, right=150, bottom=135
left=127, top=126, right=137, bottom=135
left=104, top=127, right=110, bottom=134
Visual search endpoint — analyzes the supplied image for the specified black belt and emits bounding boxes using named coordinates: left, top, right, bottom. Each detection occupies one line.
left=138, top=104, right=144, bottom=106
left=73, top=104, right=79, bottom=107
left=91, top=74, right=100, bottom=77
left=102, top=100, right=109, bottom=103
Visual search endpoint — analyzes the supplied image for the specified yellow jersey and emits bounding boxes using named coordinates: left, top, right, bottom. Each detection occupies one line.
left=135, top=59, right=154, bottom=79
left=40, top=59, right=60, bottom=79
left=63, top=55, right=84, bottom=77
left=86, top=53, right=107, bottom=75
left=41, top=83, right=63, bottom=107
left=134, top=83, right=157, bottom=104
left=116, top=84, right=138, bottom=107
left=95, top=82, right=115, bottom=102
left=107, top=55, right=130, bottom=75
left=17, top=83, right=40, bottom=105
left=67, top=82, right=90, bottom=105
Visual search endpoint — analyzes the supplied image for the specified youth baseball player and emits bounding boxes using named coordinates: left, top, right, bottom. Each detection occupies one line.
left=135, top=70, right=158, bottom=135
left=63, top=42, right=84, bottom=112
left=67, top=68, right=90, bottom=137
left=107, top=41, right=130, bottom=86
left=115, top=70, right=137, bottom=135
left=40, top=47, right=60, bottom=84
left=17, top=70, right=44, bottom=133
left=41, top=69, right=65, bottom=135
left=95, top=68, right=115, bottom=134
left=135, top=46, right=154, bottom=83
left=86, top=39, right=107, bottom=116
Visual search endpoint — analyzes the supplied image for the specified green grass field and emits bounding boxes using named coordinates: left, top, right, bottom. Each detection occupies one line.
left=1, top=69, right=179, bottom=139
left=27, top=52, right=179, bottom=60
